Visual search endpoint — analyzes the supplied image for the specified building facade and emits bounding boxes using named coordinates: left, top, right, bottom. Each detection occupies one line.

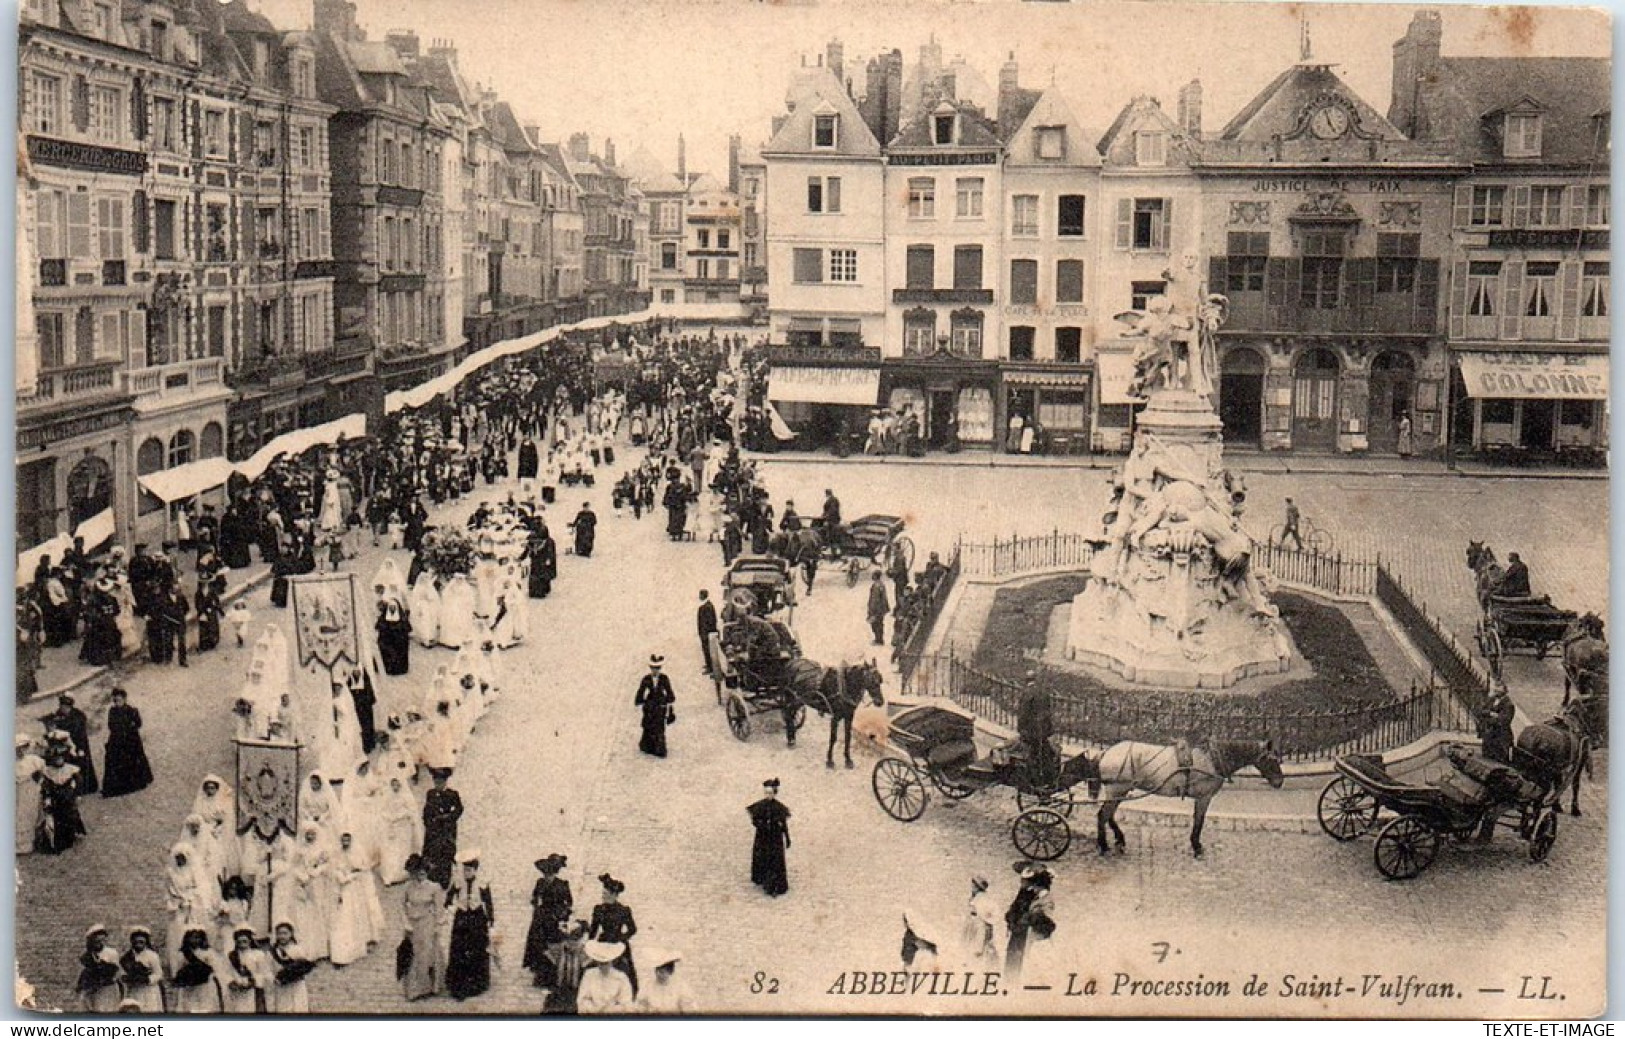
left=682, top=173, right=741, bottom=305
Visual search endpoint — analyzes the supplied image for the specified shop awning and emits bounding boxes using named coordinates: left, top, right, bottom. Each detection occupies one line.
left=73, top=508, right=115, bottom=553
left=767, top=365, right=880, bottom=406
left=1097, top=352, right=1144, bottom=405
left=17, top=534, right=73, bottom=586
left=1003, top=368, right=1093, bottom=388
left=137, top=457, right=235, bottom=503
left=1457, top=352, right=1609, bottom=400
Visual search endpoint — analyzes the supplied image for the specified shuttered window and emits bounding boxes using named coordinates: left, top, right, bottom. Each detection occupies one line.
left=792, top=248, right=823, bottom=284
left=1010, top=259, right=1038, bottom=304
left=1055, top=259, right=1084, bottom=303
left=906, top=245, right=934, bottom=289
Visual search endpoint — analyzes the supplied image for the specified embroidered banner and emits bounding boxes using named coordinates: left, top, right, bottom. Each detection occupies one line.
left=236, top=739, right=301, bottom=842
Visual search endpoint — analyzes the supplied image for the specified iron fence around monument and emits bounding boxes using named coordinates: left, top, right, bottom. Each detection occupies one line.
left=900, top=647, right=1475, bottom=763
left=956, top=532, right=1097, bottom=578
left=1253, top=542, right=1377, bottom=598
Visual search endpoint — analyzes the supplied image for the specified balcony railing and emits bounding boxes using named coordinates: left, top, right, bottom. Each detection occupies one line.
left=24, top=361, right=124, bottom=406
left=1214, top=256, right=1440, bottom=335
left=39, top=259, right=66, bottom=287
left=101, top=260, right=126, bottom=286
left=128, top=357, right=225, bottom=401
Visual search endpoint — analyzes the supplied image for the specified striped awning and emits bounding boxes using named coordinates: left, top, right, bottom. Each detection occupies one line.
left=1003, top=368, right=1092, bottom=388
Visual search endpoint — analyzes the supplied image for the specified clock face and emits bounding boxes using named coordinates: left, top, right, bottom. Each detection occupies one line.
left=1309, top=104, right=1351, bottom=140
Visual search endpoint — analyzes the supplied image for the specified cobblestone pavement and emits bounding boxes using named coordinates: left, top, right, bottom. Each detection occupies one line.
left=14, top=453, right=1607, bottom=1016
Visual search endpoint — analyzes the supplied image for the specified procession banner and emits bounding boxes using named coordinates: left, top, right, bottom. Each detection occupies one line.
left=287, top=573, right=367, bottom=777
left=235, top=739, right=300, bottom=842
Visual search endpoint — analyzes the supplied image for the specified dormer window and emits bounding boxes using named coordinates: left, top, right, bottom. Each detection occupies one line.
left=933, top=113, right=956, bottom=145
left=813, top=114, right=838, bottom=148
left=1504, top=112, right=1542, bottom=158
left=90, top=1, right=115, bottom=42
left=149, top=19, right=167, bottom=60
left=1035, top=126, right=1065, bottom=160
left=1135, top=130, right=1168, bottom=166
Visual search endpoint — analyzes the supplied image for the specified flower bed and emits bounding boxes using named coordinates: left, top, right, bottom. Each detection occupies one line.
left=970, top=576, right=1407, bottom=753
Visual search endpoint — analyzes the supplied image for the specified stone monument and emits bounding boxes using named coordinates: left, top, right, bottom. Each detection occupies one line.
left=1065, top=293, right=1293, bottom=688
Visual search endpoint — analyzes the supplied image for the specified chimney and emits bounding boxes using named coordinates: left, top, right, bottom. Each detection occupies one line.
left=728, top=134, right=741, bottom=193
left=428, top=38, right=458, bottom=66
left=771, top=115, right=788, bottom=138
left=997, top=52, right=1020, bottom=136
left=920, top=34, right=941, bottom=73
left=603, top=138, right=616, bottom=167
left=385, top=30, right=420, bottom=61
left=313, top=0, right=359, bottom=41
left=677, top=134, right=687, bottom=182
left=569, top=133, right=590, bottom=161
left=1389, top=10, right=1443, bottom=138
left=1177, top=78, right=1203, bottom=138
left=826, top=38, right=844, bottom=86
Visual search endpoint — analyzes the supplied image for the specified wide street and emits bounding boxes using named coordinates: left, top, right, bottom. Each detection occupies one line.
left=14, top=442, right=1608, bottom=1016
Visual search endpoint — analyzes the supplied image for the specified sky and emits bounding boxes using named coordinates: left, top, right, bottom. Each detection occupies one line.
left=252, top=0, right=1611, bottom=179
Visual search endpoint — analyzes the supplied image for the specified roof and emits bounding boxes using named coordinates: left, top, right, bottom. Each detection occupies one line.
left=889, top=100, right=1001, bottom=150
left=1418, top=56, right=1610, bottom=165
left=486, top=101, right=534, bottom=154
left=997, top=86, right=1042, bottom=144
left=536, top=143, right=582, bottom=188
left=1097, top=96, right=1191, bottom=163
left=412, top=52, right=474, bottom=111
left=763, top=70, right=880, bottom=157
left=1003, top=88, right=1102, bottom=166
left=348, top=40, right=407, bottom=76
left=687, top=171, right=728, bottom=195
left=622, top=146, right=685, bottom=192
left=1219, top=63, right=1402, bottom=142
left=217, top=0, right=277, bottom=36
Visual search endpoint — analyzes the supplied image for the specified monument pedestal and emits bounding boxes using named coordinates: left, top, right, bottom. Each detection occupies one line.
left=1065, top=388, right=1291, bottom=690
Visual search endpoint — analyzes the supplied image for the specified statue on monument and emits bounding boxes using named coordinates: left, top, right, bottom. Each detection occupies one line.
left=1114, top=291, right=1229, bottom=407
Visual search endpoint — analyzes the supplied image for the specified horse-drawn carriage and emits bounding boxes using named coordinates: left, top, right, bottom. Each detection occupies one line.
left=871, top=701, right=1095, bottom=860
left=710, top=613, right=805, bottom=741
left=1316, top=734, right=1579, bottom=880
left=1476, top=595, right=1577, bottom=673
left=815, top=514, right=914, bottom=585
left=723, top=554, right=797, bottom=618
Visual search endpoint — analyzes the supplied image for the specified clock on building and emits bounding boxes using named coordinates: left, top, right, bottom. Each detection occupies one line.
left=1308, top=103, right=1352, bottom=140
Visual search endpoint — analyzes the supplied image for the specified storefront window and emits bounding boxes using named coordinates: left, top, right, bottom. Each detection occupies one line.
left=1039, top=391, right=1089, bottom=430
left=957, top=387, right=994, bottom=443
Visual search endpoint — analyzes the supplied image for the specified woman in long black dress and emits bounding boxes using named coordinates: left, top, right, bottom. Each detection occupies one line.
left=101, top=688, right=153, bottom=798
left=195, top=579, right=223, bottom=653
left=748, top=778, right=792, bottom=897
left=35, top=748, right=86, bottom=853
left=420, top=770, right=463, bottom=888
left=634, top=656, right=675, bottom=759
left=376, top=597, right=412, bottom=676
left=78, top=579, right=123, bottom=667
left=663, top=480, right=689, bottom=541
left=444, top=852, right=493, bottom=1000
left=587, top=874, right=639, bottom=995
left=521, top=853, right=572, bottom=988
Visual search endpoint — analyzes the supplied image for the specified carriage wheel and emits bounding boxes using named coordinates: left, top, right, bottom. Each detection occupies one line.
left=1484, top=624, right=1505, bottom=676
left=1372, top=816, right=1440, bottom=880
left=872, top=758, right=929, bottom=822
left=929, top=767, right=977, bottom=800
left=1017, top=785, right=1077, bottom=819
left=725, top=693, right=752, bottom=742
left=893, top=536, right=916, bottom=571
left=1317, top=777, right=1380, bottom=842
left=1529, top=808, right=1559, bottom=863
left=1011, top=808, right=1072, bottom=862
left=1306, top=528, right=1333, bottom=554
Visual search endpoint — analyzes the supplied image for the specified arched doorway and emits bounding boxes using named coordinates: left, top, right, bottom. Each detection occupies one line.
left=66, top=455, right=113, bottom=530
left=1219, top=347, right=1266, bottom=447
left=1292, top=348, right=1340, bottom=451
left=1368, top=350, right=1416, bottom=453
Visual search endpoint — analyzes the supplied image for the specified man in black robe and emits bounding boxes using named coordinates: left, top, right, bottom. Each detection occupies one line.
left=528, top=528, right=558, bottom=598
left=633, top=655, right=675, bottom=758
left=347, top=667, right=378, bottom=755
left=156, top=582, right=189, bottom=667
left=747, top=778, right=791, bottom=896
left=49, top=695, right=99, bottom=795
left=570, top=503, right=598, bottom=558
left=421, top=769, right=464, bottom=887
left=194, top=579, right=222, bottom=654
left=517, top=440, right=540, bottom=481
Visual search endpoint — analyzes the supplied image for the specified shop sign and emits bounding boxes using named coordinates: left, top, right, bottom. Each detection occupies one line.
left=1457, top=352, right=1609, bottom=400
left=767, top=366, right=881, bottom=405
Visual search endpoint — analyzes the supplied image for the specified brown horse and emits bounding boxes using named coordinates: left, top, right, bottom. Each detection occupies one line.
left=1465, top=541, right=1505, bottom=608
left=1518, top=702, right=1595, bottom=817
left=1562, top=613, right=1608, bottom=704
left=1094, top=739, right=1285, bottom=858
left=784, top=658, right=885, bottom=769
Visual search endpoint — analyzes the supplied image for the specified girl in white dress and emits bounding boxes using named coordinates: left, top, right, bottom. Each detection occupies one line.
left=15, top=736, right=43, bottom=856
left=119, top=928, right=165, bottom=1013
left=222, top=928, right=273, bottom=1014
left=491, top=574, right=526, bottom=648
left=165, top=844, right=204, bottom=973
left=376, top=776, right=422, bottom=886
left=328, top=832, right=378, bottom=966
left=268, top=922, right=312, bottom=1013
left=288, top=825, right=333, bottom=962
left=409, top=576, right=441, bottom=648
left=438, top=575, right=478, bottom=649
left=170, top=929, right=224, bottom=1014
left=372, top=559, right=407, bottom=610
left=179, top=815, right=224, bottom=919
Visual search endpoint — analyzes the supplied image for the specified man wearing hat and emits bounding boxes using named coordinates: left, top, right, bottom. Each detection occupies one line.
left=746, top=778, right=792, bottom=897
left=866, top=570, right=891, bottom=647
left=696, top=591, right=719, bottom=677
left=47, top=694, right=98, bottom=795
left=634, top=655, right=676, bottom=759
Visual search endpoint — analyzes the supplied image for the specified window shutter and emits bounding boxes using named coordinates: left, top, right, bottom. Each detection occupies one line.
left=1159, top=197, right=1174, bottom=251
left=241, top=200, right=254, bottom=262
left=1508, top=186, right=1531, bottom=228
left=190, top=101, right=203, bottom=159
left=1208, top=255, right=1227, bottom=293
left=130, top=78, right=147, bottom=141
left=66, top=193, right=92, bottom=258
left=36, top=190, right=59, bottom=258
left=1448, top=261, right=1469, bottom=339
left=1415, top=259, right=1440, bottom=332
left=1564, top=185, right=1587, bottom=228
left=1499, top=261, right=1524, bottom=340
left=1346, top=257, right=1376, bottom=312
left=828, top=177, right=841, bottom=213
left=132, top=190, right=149, bottom=253
left=71, top=75, right=89, bottom=130
left=237, top=111, right=253, bottom=164
left=1452, top=184, right=1472, bottom=228
left=1264, top=257, right=1290, bottom=308
left=806, top=176, right=821, bottom=212
left=1557, top=259, right=1583, bottom=341
left=1114, top=198, right=1132, bottom=249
